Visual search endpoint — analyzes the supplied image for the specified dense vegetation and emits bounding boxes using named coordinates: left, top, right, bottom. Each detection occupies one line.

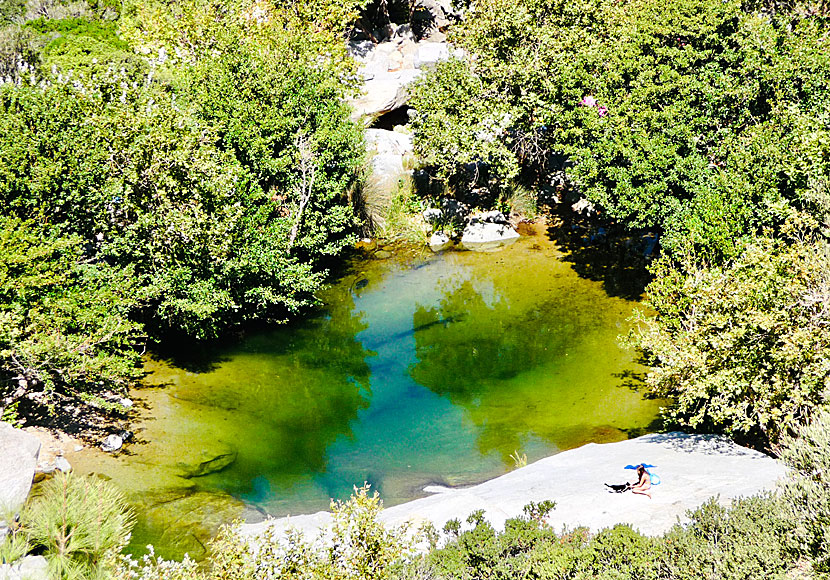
left=0, top=0, right=366, bottom=430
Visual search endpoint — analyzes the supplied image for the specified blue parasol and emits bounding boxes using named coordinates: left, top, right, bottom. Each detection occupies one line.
left=624, top=463, right=661, bottom=485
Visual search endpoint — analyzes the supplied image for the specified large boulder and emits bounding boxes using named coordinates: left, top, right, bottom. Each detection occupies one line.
left=0, top=422, right=41, bottom=514
left=460, top=222, right=520, bottom=251
left=348, top=37, right=455, bottom=124
left=351, top=70, right=421, bottom=124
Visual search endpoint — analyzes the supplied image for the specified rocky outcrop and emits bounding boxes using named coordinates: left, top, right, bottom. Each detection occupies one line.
left=240, top=433, right=786, bottom=541
left=419, top=202, right=521, bottom=252
left=0, top=422, right=41, bottom=514
left=349, top=33, right=458, bottom=125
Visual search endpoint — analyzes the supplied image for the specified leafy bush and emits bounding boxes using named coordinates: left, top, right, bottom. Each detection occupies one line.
left=778, top=407, right=830, bottom=573
left=410, top=0, right=830, bottom=260
left=0, top=217, right=141, bottom=421
left=115, top=485, right=422, bottom=580
left=659, top=495, right=795, bottom=580
left=631, top=232, right=830, bottom=444
left=0, top=0, right=368, bottom=426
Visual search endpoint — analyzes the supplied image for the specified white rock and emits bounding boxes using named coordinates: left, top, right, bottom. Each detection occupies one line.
left=101, top=434, right=123, bottom=453
left=0, top=423, right=41, bottom=514
left=364, top=129, right=414, bottom=198
left=351, top=69, right=422, bottom=125
left=0, top=555, right=49, bottom=580
left=414, top=42, right=450, bottom=69
left=365, top=129, right=413, bottom=157
left=240, top=433, right=786, bottom=542
left=54, top=456, right=72, bottom=473
left=120, top=397, right=133, bottom=409
left=429, top=232, right=452, bottom=252
left=460, top=222, right=520, bottom=251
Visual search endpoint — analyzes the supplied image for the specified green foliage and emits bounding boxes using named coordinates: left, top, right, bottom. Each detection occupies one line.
left=25, top=472, right=135, bottom=579
left=411, top=0, right=830, bottom=259
left=0, top=0, right=367, bottom=425
left=120, top=484, right=422, bottom=580
left=408, top=58, right=519, bottom=197
left=778, top=408, right=830, bottom=573
left=631, top=231, right=830, bottom=444
left=0, top=519, right=30, bottom=565
left=428, top=494, right=794, bottom=580
left=0, top=217, right=142, bottom=416
left=659, top=495, right=795, bottom=580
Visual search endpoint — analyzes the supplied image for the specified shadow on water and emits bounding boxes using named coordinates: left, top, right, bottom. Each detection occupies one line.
left=407, top=263, right=665, bottom=465
left=542, top=207, right=660, bottom=301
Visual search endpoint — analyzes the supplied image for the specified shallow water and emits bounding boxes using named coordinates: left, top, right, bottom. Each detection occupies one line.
left=67, top=224, right=664, bottom=559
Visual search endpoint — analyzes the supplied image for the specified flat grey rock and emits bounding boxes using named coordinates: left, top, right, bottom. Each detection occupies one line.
left=0, top=423, right=41, bottom=514
left=241, top=433, right=785, bottom=541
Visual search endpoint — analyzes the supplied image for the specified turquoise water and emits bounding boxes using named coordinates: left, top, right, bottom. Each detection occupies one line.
left=68, top=225, right=663, bottom=559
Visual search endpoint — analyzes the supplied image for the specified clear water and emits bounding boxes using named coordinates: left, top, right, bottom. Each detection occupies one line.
left=67, top=225, right=664, bottom=559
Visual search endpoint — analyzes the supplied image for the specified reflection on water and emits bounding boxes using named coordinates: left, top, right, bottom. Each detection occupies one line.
left=65, top=223, right=665, bottom=560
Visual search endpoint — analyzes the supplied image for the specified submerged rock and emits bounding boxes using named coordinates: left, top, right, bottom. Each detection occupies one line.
left=178, top=444, right=237, bottom=479
left=136, top=489, right=245, bottom=560
left=460, top=222, right=520, bottom=251
left=0, top=422, right=41, bottom=514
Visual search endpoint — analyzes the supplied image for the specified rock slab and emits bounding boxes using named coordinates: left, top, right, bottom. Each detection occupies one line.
left=0, top=422, right=41, bottom=514
left=241, top=433, right=785, bottom=540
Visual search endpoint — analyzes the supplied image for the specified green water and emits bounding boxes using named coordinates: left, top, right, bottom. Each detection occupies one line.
left=68, top=225, right=664, bottom=559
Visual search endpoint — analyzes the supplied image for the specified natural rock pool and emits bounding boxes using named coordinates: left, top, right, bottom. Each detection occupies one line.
left=66, top=223, right=665, bottom=560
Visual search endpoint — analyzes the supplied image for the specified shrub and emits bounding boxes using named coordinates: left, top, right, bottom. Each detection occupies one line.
left=658, top=494, right=795, bottom=580
left=777, top=407, right=830, bottom=574
left=630, top=233, right=830, bottom=445
left=25, top=472, right=135, bottom=579
left=202, top=484, right=421, bottom=580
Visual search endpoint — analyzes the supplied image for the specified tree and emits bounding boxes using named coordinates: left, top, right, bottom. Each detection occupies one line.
left=0, top=217, right=141, bottom=422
